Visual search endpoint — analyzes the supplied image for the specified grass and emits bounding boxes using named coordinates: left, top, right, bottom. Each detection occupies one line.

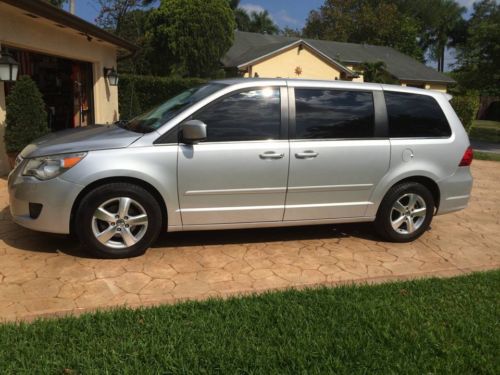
left=1, top=271, right=499, bottom=374
left=470, top=120, right=500, bottom=143
left=474, top=151, right=500, bottom=162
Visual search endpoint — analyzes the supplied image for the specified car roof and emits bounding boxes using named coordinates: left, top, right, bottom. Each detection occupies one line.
left=212, top=78, right=447, bottom=99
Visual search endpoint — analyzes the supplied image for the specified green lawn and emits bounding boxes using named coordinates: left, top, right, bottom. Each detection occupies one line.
left=474, top=151, right=500, bottom=162
left=1, top=271, right=498, bottom=374
left=470, top=120, right=500, bottom=143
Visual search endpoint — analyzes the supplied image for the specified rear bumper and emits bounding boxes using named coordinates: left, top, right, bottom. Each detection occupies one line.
left=8, top=165, right=84, bottom=234
left=436, top=167, right=473, bottom=215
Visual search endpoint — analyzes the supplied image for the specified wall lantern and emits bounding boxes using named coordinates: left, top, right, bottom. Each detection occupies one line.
left=0, top=48, right=19, bottom=82
left=104, top=67, right=119, bottom=86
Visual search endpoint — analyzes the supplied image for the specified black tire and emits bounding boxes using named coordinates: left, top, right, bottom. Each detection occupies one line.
left=75, top=182, right=163, bottom=258
left=374, top=182, right=434, bottom=242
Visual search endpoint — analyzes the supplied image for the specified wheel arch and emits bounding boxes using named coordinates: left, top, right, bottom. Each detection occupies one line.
left=70, top=176, right=168, bottom=235
left=384, top=175, right=441, bottom=213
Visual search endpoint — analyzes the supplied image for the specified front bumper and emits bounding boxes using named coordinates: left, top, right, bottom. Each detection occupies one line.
left=8, top=164, right=84, bottom=234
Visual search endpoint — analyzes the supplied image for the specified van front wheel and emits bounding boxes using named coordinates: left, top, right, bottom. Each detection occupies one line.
left=375, top=182, right=434, bottom=242
left=75, top=182, right=163, bottom=258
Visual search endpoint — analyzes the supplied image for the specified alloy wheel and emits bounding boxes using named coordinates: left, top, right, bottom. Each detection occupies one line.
left=390, top=193, right=427, bottom=235
left=91, top=197, right=149, bottom=249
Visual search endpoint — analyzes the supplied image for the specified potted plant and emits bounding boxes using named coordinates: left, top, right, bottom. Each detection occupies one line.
left=4, top=76, right=50, bottom=169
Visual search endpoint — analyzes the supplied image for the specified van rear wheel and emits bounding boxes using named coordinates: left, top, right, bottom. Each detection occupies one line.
left=75, top=183, right=163, bottom=258
left=374, top=182, right=434, bottom=242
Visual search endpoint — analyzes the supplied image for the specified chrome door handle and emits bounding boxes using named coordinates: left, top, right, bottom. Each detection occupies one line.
left=295, top=150, right=319, bottom=159
left=259, top=151, right=285, bottom=160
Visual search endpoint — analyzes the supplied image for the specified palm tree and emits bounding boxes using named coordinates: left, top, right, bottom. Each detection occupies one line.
left=234, top=8, right=251, bottom=31
left=430, top=0, right=466, bottom=72
left=249, top=10, right=279, bottom=35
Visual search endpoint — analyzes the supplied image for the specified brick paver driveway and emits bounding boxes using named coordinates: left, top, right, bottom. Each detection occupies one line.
left=1, top=160, right=499, bottom=321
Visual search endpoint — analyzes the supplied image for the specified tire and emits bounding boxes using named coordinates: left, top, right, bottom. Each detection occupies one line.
left=374, top=182, right=434, bottom=243
left=75, top=182, right=163, bottom=258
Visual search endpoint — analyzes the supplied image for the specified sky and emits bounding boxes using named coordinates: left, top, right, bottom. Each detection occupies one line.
left=72, top=0, right=324, bottom=29
left=69, top=0, right=484, bottom=71
left=73, top=0, right=480, bottom=29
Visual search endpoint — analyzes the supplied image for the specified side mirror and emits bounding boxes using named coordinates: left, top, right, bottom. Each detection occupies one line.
left=181, top=119, right=207, bottom=144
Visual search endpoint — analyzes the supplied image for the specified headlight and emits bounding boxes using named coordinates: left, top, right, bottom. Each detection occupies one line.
left=22, top=152, right=87, bottom=180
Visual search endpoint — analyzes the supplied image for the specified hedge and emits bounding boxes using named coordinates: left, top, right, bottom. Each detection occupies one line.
left=118, top=74, right=206, bottom=120
left=450, top=94, right=480, bottom=132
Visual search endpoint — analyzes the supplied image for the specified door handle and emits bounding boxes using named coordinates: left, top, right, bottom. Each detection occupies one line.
left=259, top=151, right=285, bottom=160
left=295, top=150, right=319, bottom=159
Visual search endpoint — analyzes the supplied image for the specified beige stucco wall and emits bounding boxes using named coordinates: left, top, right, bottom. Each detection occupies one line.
left=425, top=83, right=448, bottom=92
left=244, top=46, right=343, bottom=80
left=346, top=65, right=364, bottom=82
left=401, top=82, right=448, bottom=93
left=0, top=2, right=120, bottom=175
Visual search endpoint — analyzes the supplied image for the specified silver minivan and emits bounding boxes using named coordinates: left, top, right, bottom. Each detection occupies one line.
left=8, top=79, right=473, bottom=258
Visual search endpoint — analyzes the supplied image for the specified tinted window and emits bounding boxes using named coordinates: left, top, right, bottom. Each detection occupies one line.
left=195, top=87, right=281, bottom=142
left=294, top=89, right=374, bottom=139
left=123, top=83, right=226, bottom=133
left=385, top=91, right=451, bottom=138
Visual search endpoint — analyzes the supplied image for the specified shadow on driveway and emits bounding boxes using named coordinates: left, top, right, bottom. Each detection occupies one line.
left=1, top=204, right=381, bottom=258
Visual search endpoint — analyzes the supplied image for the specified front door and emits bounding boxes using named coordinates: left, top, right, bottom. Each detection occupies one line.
left=178, top=86, right=289, bottom=226
left=284, top=87, right=390, bottom=221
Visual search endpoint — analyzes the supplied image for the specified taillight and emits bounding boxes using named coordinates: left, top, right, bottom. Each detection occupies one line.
left=459, top=146, right=473, bottom=167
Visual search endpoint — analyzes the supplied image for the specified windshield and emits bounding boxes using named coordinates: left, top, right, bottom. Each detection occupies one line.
left=120, top=83, right=227, bottom=133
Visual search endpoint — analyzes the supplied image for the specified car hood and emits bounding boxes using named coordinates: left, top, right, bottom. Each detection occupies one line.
left=20, top=125, right=143, bottom=158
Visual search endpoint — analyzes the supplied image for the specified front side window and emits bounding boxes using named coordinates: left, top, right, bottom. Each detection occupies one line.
left=385, top=91, right=451, bottom=138
left=294, top=89, right=375, bottom=139
left=122, top=83, right=227, bottom=133
left=195, top=87, right=281, bottom=142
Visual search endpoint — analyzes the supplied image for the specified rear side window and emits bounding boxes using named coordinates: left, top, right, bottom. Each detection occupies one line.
left=294, top=89, right=375, bottom=139
left=384, top=91, right=451, bottom=138
left=195, top=87, right=281, bottom=142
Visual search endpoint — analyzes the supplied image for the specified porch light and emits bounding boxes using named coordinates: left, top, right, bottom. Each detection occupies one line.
left=104, top=67, right=119, bottom=86
left=0, top=50, right=19, bottom=82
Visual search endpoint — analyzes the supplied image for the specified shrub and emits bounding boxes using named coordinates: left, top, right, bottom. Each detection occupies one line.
left=4, top=76, right=49, bottom=154
left=451, top=93, right=480, bottom=132
left=118, top=74, right=206, bottom=120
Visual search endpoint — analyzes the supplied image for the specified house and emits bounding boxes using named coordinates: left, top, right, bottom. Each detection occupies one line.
left=223, top=31, right=454, bottom=92
left=0, top=0, right=136, bottom=175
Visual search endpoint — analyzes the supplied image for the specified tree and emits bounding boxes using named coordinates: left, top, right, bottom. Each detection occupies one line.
left=302, top=0, right=423, bottom=60
left=454, top=0, right=500, bottom=94
left=94, top=1, right=156, bottom=74
left=384, top=0, right=466, bottom=70
left=115, top=9, right=154, bottom=74
left=248, top=10, right=279, bottom=34
left=281, top=27, right=302, bottom=38
left=4, top=76, right=50, bottom=154
left=227, top=1, right=278, bottom=34
left=226, top=0, right=250, bottom=31
left=234, top=8, right=251, bottom=31
left=359, top=61, right=397, bottom=83
left=95, top=0, right=154, bottom=34
left=148, top=0, right=235, bottom=77
left=427, top=0, right=465, bottom=72
left=302, top=10, right=323, bottom=39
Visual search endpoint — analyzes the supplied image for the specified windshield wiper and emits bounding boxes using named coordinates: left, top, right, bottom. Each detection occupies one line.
left=114, top=119, right=128, bottom=128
